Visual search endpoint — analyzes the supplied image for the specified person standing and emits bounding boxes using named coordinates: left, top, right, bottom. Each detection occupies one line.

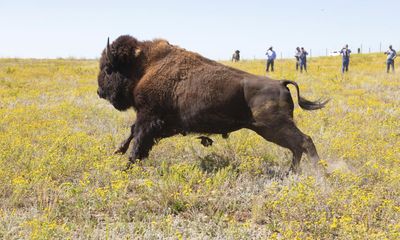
left=385, top=45, right=397, bottom=73
left=266, top=46, right=276, bottom=72
left=295, top=47, right=301, bottom=71
left=340, top=44, right=351, bottom=73
left=299, top=47, right=308, bottom=73
left=232, top=50, right=240, bottom=62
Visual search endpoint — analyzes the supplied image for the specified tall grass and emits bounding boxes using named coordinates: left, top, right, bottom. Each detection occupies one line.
left=0, top=54, right=399, bottom=239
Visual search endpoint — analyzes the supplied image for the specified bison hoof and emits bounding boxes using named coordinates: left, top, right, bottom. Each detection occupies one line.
left=288, top=165, right=301, bottom=174
left=123, top=161, right=133, bottom=171
left=222, top=133, right=229, bottom=139
left=197, top=136, right=213, bottom=147
left=114, top=144, right=129, bottom=155
left=123, top=157, right=140, bottom=171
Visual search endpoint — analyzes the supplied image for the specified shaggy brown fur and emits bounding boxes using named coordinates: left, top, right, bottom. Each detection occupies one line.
left=97, top=35, right=328, bottom=171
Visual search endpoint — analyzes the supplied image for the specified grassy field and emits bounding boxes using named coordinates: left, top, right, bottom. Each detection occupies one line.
left=0, top=54, right=399, bottom=239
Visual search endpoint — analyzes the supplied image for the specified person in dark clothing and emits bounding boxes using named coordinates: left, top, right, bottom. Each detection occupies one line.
left=385, top=45, right=397, bottom=73
left=295, top=47, right=301, bottom=71
left=299, top=47, right=308, bottom=73
left=340, top=44, right=351, bottom=73
left=232, top=50, right=240, bottom=62
left=265, top=46, right=276, bottom=72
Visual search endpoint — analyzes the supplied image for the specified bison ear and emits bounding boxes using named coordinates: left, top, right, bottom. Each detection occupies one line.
left=134, top=48, right=142, bottom=58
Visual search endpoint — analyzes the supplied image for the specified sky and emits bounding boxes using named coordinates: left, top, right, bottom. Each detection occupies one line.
left=0, top=0, right=399, bottom=60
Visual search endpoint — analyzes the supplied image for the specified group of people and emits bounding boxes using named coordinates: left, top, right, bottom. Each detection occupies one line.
left=231, top=45, right=397, bottom=73
left=294, top=47, right=309, bottom=73
left=335, top=44, right=396, bottom=73
left=265, top=46, right=309, bottom=73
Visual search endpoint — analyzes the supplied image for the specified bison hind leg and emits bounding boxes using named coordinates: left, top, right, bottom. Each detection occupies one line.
left=251, top=121, right=320, bottom=173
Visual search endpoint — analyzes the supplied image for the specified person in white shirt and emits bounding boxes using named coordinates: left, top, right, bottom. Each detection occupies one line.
left=295, top=47, right=301, bottom=71
left=266, top=46, right=276, bottom=72
left=385, top=45, right=397, bottom=73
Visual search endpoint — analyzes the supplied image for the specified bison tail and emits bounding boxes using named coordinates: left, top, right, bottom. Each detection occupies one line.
left=282, top=80, right=329, bottom=110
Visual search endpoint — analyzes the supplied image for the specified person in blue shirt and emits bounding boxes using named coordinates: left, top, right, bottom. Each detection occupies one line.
left=340, top=44, right=351, bottom=73
left=385, top=45, right=397, bottom=73
left=299, top=47, right=308, bottom=73
left=266, top=46, right=276, bottom=72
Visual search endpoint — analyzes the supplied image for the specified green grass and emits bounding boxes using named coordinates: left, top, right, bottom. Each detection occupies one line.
left=0, top=54, right=399, bottom=239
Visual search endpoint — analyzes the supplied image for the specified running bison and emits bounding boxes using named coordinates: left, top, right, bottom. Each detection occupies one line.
left=97, top=35, right=328, bottom=171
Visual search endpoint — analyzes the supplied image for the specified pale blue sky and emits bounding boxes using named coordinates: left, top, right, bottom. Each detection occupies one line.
left=0, top=0, right=398, bottom=60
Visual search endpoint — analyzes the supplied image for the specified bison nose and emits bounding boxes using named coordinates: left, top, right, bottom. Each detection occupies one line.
left=98, top=90, right=108, bottom=99
left=97, top=89, right=105, bottom=98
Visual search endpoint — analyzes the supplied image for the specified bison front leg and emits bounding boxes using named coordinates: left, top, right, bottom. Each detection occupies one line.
left=114, top=123, right=135, bottom=154
left=126, top=117, right=164, bottom=169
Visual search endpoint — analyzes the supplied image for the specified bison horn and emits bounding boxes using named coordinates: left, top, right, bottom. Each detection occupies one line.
left=106, top=37, right=114, bottom=64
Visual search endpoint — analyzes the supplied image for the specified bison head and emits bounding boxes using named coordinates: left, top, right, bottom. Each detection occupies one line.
left=97, top=35, right=142, bottom=111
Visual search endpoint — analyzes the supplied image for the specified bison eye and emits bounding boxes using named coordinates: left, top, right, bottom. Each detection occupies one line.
left=105, top=66, right=113, bottom=75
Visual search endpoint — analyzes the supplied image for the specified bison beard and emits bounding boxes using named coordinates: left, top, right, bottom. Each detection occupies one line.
left=97, top=71, right=133, bottom=111
left=97, top=35, right=329, bottom=172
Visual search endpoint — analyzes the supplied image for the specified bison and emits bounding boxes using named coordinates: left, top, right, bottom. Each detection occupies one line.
left=97, top=35, right=328, bottom=171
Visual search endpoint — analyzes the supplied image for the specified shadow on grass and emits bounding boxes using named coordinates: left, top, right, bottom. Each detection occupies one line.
left=198, top=153, right=289, bottom=180
left=199, top=153, right=230, bottom=173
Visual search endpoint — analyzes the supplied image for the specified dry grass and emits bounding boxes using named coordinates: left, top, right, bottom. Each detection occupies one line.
left=0, top=54, right=399, bottom=239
